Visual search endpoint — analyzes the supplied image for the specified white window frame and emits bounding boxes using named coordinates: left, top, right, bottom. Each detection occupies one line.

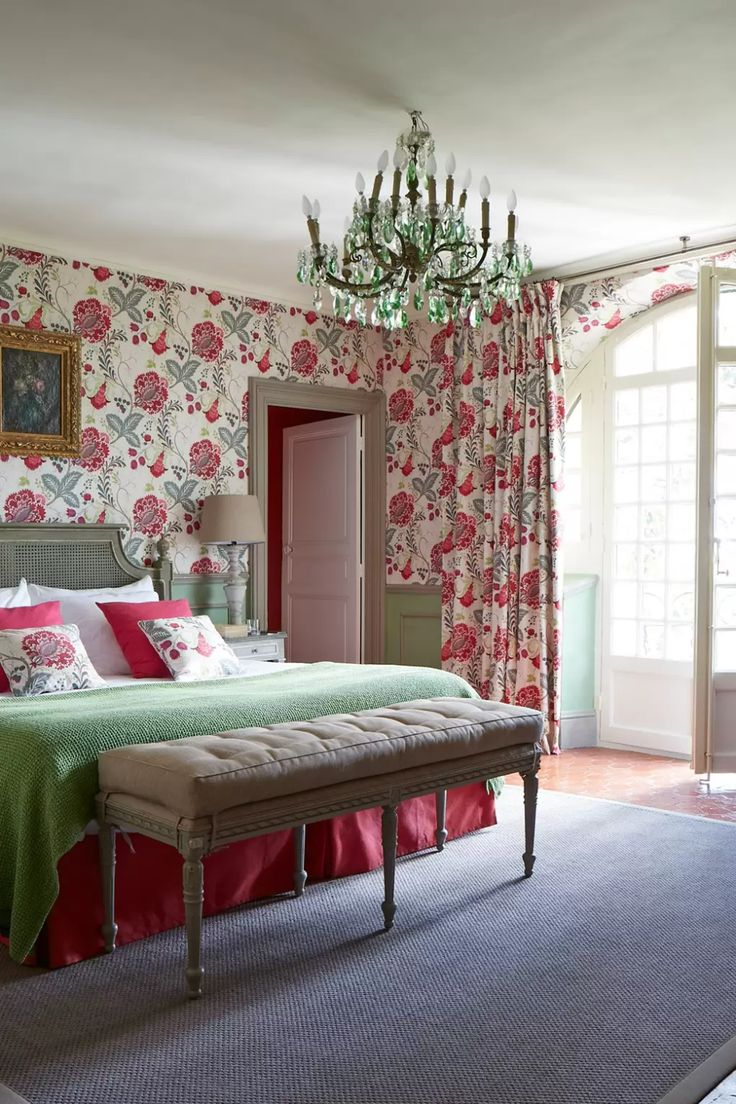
left=599, top=293, right=697, bottom=756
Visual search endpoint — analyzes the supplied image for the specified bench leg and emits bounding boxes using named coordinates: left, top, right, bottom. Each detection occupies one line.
left=381, top=805, right=398, bottom=931
left=182, top=841, right=205, bottom=999
left=98, top=822, right=118, bottom=953
left=435, top=789, right=448, bottom=852
left=521, top=763, right=539, bottom=878
left=293, top=824, right=307, bottom=897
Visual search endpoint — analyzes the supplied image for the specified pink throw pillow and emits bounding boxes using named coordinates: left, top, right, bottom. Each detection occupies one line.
left=97, top=599, right=193, bottom=678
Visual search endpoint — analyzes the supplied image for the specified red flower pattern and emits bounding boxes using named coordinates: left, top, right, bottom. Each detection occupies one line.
left=388, top=491, right=414, bottom=528
left=191, top=557, right=222, bottom=574
left=22, top=629, right=76, bottom=669
left=291, top=339, right=318, bottom=377
left=388, top=388, right=414, bottom=424
left=4, top=490, right=46, bottom=523
left=134, top=371, right=169, bottom=414
left=189, top=439, right=221, bottom=479
left=77, top=427, right=110, bottom=472
left=440, top=623, right=477, bottom=665
left=191, top=321, right=224, bottom=362
left=133, top=495, right=167, bottom=536
left=73, top=298, right=111, bottom=343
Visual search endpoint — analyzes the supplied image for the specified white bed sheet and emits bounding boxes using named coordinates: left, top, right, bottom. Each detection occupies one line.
left=102, top=660, right=306, bottom=687
left=0, top=660, right=306, bottom=698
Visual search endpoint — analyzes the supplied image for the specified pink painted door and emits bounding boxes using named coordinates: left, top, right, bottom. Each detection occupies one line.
left=282, top=415, right=361, bottom=662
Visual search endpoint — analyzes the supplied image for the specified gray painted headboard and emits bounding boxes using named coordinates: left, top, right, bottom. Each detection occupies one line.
left=0, top=523, right=172, bottom=599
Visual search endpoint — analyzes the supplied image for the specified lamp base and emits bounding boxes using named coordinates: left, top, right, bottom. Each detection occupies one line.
left=222, top=545, right=248, bottom=626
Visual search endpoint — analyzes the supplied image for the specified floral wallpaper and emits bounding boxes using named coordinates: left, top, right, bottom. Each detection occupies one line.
left=0, top=243, right=387, bottom=575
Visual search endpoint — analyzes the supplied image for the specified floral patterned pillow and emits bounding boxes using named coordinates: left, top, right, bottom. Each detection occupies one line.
left=0, top=624, right=107, bottom=696
left=137, top=615, right=241, bottom=682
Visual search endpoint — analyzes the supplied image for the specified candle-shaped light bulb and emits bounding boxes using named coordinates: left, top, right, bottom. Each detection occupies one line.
left=312, top=198, right=321, bottom=220
left=462, top=169, right=472, bottom=190
left=479, top=176, right=491, bottom=198
left=377, top=149, right=389, bottom=172
left=355, top=172, right=365, bottom=194
left=393, top=147, right=403, bottom=169
left=301, top=195, right=313, bottom=218
left=506, top=189, right=517, bottom=241
left=426, top=153, right=437, bottom=177
left=344, top=215, right=351, bottom=232
left=445, top=152, right=456, bottom=176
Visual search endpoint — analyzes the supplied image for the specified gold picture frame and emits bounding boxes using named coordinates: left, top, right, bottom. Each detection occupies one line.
left=0, top=325, right=81, bottom=457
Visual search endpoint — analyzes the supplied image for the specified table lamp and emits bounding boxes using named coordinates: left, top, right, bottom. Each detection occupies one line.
left=199, top=494, right=266, bottom=625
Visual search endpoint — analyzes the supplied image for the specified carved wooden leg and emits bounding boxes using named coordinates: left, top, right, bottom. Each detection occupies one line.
left=293, top=824, right=307, bottom=897
left=521, top=764, right=539, bottom=878
left=182, top=840, right=205, bottom=999
left=435, top=788, right=448, bottom=852
left=98, top=821, right=118, bottom=953
left=381, top=805, right=398, bottom=931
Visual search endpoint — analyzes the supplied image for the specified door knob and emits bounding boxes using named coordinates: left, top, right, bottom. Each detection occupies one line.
left=283, top=544, right=293, bottom=556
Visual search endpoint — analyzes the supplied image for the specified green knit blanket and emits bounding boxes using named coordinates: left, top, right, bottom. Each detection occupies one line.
left=0, top=662, right=476, bottom=962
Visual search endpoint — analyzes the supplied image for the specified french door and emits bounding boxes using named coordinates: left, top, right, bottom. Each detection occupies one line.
left=693, top=265, right=736, bottom=773
left=601, top=300, right=697, bottom=756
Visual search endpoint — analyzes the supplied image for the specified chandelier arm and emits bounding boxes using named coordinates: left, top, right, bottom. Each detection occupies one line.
left=430, top=238, right=493, bottom=285
left=365, top=216, right=403, bottom=273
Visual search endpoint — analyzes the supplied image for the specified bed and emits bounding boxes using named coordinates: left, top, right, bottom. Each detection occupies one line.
left=0, top=523, right=496, bottom=968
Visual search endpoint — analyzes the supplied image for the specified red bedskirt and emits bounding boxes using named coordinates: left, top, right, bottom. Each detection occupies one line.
left=8, top=782, right=495, bottom=968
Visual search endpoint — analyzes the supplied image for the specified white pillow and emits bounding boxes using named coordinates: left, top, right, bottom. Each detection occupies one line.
left=0, top=578, right=30, bottom=608
left=26, top=576, right=158, bottom=676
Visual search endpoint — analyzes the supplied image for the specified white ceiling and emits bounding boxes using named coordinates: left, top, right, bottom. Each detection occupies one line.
left=1, top=0, right=734, bottom=306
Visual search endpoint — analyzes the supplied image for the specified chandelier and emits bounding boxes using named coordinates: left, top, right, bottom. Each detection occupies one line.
left=296, top=110, right=532, bottom=331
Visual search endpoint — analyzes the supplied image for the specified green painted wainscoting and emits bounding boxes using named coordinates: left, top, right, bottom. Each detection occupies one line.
left=172, top=576, right=229, bottom=624
left=385, top=577, right=599, bottom=748
left=385, top=585, right=442, bottom=668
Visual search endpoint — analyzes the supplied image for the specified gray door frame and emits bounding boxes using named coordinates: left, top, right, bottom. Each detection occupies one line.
left=248, top=377, right=385, bottom=664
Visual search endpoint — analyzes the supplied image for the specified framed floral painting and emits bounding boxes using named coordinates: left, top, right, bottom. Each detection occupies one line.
left=0, top=326, right=81, bottom=456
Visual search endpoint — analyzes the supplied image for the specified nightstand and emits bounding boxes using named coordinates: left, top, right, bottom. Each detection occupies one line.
left=216, top=630, right=287, bottom=663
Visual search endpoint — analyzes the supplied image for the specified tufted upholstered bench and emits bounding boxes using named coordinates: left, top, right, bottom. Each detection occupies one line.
left=96, top=696, right=543, bottom=997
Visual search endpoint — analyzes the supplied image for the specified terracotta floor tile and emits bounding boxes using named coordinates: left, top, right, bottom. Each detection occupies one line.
left=507, top=747, right=736, bottom=822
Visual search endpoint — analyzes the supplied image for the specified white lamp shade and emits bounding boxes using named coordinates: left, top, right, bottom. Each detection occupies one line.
left=199, top=494, right=266, bottom=545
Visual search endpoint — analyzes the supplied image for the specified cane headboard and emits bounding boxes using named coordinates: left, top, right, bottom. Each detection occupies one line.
left=0, top=523, right=172, bottom=599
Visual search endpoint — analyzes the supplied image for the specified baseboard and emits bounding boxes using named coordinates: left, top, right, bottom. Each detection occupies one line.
left=598, top=740, right=691, bottom=761
left=0, top=1083, right=31, bottom=1104
left=657, top=1035, right=736, bottom=1103
left=560, top=710, right=597, bottom=749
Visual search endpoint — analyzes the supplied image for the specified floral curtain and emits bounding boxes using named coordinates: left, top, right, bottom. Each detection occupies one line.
left=436, top=280, right=565, bottom=753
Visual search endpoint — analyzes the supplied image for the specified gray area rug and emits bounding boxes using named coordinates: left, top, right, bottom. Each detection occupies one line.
left=1, top=787, right=735, bottom=1104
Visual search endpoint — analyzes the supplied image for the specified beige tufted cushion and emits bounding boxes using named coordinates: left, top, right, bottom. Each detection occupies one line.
left=98, top=697, right=543, bottom=819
